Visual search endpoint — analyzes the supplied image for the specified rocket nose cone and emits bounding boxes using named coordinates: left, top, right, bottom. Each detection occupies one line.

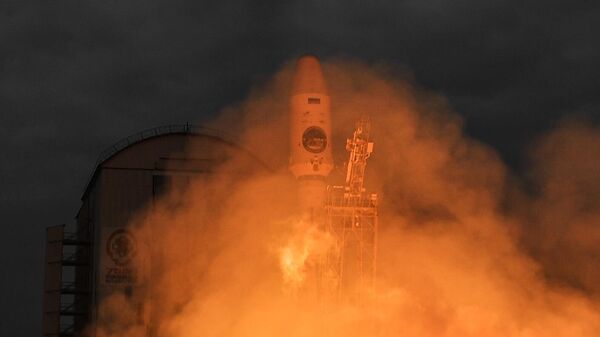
left=292, top=55, right=328, bottom=95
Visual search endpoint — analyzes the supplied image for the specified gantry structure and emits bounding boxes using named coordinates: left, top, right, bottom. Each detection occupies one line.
left=320, top=116, right=378, bottom=300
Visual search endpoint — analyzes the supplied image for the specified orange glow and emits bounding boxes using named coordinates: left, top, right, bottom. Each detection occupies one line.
left=91, top=59, right=600, bottom=337
left=278, top=219, right=334, bottom=293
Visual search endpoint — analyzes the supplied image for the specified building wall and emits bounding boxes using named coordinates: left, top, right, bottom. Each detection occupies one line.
left=74, top=132, right=264, bottom=336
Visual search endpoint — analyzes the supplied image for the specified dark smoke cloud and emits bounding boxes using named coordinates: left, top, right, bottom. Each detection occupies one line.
left=518, top=118, right=600, bottom=295
left=1, top=1, right=599, bottom=336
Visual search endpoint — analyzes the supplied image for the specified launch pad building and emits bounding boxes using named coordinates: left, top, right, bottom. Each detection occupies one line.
left=42, top=124, right=265, bottom=337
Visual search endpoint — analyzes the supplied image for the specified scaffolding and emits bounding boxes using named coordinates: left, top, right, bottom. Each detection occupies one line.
left=321, top=117, right=378, bottom=300
left=43, top=225, right=91, bottom=337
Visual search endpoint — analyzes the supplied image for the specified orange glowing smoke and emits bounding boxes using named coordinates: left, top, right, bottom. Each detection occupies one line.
left=278, top=219, right=333, bottom=292
left=91, top=59, right=600, bottom=337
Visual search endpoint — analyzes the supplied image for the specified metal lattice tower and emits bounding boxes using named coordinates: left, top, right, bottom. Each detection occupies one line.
left=321, top=116, right=378, bottom=300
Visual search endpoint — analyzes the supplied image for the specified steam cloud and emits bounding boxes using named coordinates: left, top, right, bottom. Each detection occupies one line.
left=91, top=59, right=600, bottom=337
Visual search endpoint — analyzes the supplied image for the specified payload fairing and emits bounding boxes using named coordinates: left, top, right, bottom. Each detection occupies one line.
left=289, top=55, right=333, bottom=211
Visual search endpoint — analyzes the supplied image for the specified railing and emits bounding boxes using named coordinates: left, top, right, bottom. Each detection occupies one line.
left=60, top=325, right=74, bottom=337
left=62, top=232, right=90, bottom=245
left=60, top=302, right=86, bottom=316
left=61, top=282, right=89, bottom=294
left=61, top=253, right=88, bottom=266
left=326, top=195, right=378, bottom=209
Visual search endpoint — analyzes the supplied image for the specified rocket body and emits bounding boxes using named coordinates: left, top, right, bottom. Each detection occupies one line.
left=289, top=55, right=333, bottom=210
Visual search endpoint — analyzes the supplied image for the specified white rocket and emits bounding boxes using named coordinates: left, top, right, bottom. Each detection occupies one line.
left=289, top=55, right=333, bottom=211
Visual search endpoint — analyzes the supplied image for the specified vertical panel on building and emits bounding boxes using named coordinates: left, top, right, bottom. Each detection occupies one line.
left=96, top=169, right=152, bottom=336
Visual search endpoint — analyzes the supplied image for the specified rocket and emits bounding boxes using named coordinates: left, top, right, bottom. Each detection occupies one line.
left=289, top=55, right=333, bottom=211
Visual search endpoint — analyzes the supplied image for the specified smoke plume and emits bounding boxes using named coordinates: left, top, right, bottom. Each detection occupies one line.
left=521, top=118, right=600, bottom=296
left=92, top=59, right=600, bottom=337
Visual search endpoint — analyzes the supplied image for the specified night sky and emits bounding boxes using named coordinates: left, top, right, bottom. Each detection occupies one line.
left=1, top=1, right=599, bottom=336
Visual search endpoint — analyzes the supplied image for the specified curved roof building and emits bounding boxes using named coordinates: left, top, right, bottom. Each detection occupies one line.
left=43, top=124, right=265, bottom=337
left=78, top=124, right=264, bottom=231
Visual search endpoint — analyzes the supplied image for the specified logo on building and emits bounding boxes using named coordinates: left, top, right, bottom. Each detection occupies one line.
left=106, top=229, right=137, bottom=266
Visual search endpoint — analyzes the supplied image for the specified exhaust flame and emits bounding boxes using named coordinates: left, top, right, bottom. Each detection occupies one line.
left=278, top=220, right=332, bottom=291
left=90, top=59, right=600, bottom=337
left=279, top=245, right=306, bottom=287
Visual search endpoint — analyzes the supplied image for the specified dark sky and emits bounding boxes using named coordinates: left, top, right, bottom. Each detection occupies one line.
left=1, top=0, right=599, bottom=336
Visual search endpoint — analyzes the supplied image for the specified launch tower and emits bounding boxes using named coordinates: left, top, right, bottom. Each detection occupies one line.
left=321, top=117, right=378, bottom=300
